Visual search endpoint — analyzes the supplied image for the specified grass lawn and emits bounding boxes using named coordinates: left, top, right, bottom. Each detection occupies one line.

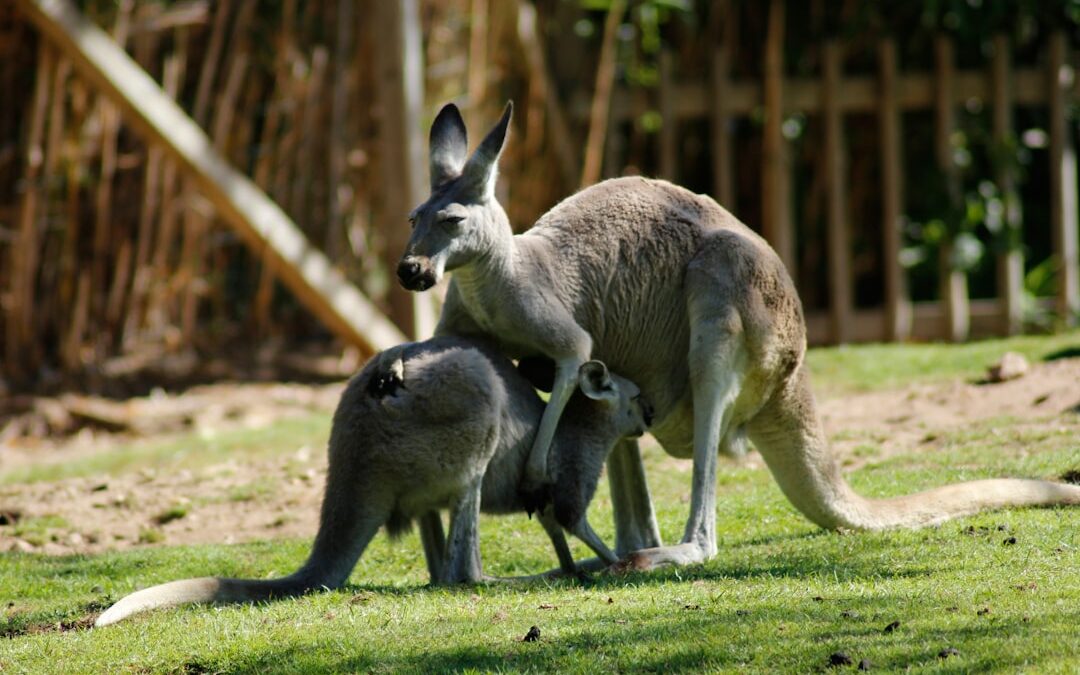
left=2, top=333, right=1079, bottom=673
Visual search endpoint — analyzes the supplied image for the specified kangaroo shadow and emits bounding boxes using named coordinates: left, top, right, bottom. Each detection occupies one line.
left=218, top=602, right=1078, bottom=674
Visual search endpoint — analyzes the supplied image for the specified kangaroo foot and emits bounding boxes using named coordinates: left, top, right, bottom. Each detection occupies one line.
left=609, top=542, right=711, bottom=573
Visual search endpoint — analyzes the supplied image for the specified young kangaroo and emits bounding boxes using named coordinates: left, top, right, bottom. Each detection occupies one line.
left=94, top=336, right=650, bottom=627
left=395, top=101, right=1080, bottom=569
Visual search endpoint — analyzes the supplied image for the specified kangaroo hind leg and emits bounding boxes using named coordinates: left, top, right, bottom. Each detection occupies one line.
left=616, top=302, right=746, bottom=571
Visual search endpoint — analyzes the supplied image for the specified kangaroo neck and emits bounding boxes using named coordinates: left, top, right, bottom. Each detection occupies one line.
left=453, top=215, right=519, bottom=298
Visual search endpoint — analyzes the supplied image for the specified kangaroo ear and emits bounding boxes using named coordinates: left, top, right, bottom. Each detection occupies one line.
left=461, top=101, right=513, bottom=200
left=578, top=360, right=618, bottom=402
left=430, top=103, right=468, bottom=189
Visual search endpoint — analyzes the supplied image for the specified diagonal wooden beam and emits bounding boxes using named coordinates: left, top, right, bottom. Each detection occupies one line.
left=16, top=0, right=406, bottom=355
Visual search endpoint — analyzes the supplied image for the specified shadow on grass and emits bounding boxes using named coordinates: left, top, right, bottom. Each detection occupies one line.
left=1042, top=345, right=1080, bottom=361
left=216, top=605, right=1078, bottom=674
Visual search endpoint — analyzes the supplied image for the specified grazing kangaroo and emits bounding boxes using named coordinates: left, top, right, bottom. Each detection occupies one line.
left=94, top=336, right=651, bottom=627
left=396, top=101, right=1080, bottom=569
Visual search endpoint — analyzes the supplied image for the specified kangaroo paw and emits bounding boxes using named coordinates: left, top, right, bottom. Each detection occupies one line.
left=520, top=480, right=553, bottom=518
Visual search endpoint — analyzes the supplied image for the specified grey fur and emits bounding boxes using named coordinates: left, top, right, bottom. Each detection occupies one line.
left=94, top=336, right=649, bottom=627
left=398, top=103, right=1080, bottom=569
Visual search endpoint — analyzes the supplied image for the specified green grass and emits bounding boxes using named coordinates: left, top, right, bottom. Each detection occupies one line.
left=806, top=329, right=1080, bottom=395
left=1, top=333, right=1079, bottom=672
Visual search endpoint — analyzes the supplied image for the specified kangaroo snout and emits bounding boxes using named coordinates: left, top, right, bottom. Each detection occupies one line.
left=397, top=257, right=437, bottom=291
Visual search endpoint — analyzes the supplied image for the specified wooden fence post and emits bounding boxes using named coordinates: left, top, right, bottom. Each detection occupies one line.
left=878, top=37, right=911, bottom=341
left=1048, top=31, right=1080, bottom=324
left=823, top=40, right=852, bottom=344
left=935, top=34, right=969, bottom=341
left=709, top=0, right=735, bottom=209
left=762, top=0, right=795, bottom=278
left=991, top=33, right=1024, bottom=334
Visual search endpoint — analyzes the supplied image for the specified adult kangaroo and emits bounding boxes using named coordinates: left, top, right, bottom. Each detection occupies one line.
left=95, top=336, right=651, bottom=627
left=396, top=101, right=1080, bottom=569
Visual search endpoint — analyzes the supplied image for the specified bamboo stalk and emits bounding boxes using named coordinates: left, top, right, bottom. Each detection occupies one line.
left=467, top=0, right=489, bottom=133
left=6, top=42, right=53, bottom=381
left=326, top=0, right=353, bottom=262
left=176, top=0, right=234, bottom=345
left=60, top=78, right=89, bottom=371
left=192, top=0, right=230, bottom=128
left=148, top=41, right=186, bottom=333
left=256, top=0, right=300, bottom=336
left=515, top=0, right=578, bottom=191
left=39, top=55, right=70, bottom=362
left=91, top=0, right=133, bottom=342
left=580, top=0, right=625, bottom=188
left=290, top=46, right=327, bottom=235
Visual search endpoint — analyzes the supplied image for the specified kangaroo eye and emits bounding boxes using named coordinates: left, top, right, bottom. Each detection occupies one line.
left=407, top=216, right=417, bottom=229
left=441, top=215, right=465, bottom=226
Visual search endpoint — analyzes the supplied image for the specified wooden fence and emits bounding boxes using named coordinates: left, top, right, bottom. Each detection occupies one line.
left=583, top=0, right=1080, bottom=345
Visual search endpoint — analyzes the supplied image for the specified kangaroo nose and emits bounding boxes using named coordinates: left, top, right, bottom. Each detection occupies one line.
left=397, top=260, right=421, bottom=284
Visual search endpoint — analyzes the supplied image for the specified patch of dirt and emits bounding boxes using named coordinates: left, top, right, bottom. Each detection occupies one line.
left=816, top=357, right=1080, bottom=469
left=1, top=358, right=1078, bottom=557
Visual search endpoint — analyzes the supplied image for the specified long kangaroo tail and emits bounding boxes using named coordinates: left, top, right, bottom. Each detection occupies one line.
left=747, top=364, right=1080, bottom=531
left=95, top=466, right=389, bottom=627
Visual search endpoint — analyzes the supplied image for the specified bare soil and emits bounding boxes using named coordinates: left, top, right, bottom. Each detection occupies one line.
left=2, top=358, right=1079, bottom=556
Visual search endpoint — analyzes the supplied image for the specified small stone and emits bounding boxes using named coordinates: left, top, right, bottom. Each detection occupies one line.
left=828, top=652, right=853, bottom=667
left=986, top=352, right=1029, bottom=383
